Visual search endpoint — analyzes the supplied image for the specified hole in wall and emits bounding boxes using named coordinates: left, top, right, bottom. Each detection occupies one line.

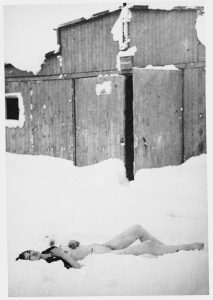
left=124, top=75, right=134, bottom=181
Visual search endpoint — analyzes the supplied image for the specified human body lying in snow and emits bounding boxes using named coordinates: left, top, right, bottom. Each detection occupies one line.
left=16, top=224, right=204, bottom=269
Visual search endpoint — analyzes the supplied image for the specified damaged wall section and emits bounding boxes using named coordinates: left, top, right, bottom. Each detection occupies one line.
left=129, top=8, right=205, bottom=67
left=32, top=6, right=205, bottom=76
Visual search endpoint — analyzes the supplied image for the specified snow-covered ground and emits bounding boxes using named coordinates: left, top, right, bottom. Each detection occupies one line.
left=7, top=153, right=209, bottom=296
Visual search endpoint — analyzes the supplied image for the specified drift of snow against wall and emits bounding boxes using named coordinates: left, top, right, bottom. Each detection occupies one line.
left=7, top=153, right=209, bottom=296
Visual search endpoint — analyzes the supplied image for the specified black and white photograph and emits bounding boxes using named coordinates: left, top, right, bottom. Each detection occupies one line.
left=1, top=0, right=211, bottom=297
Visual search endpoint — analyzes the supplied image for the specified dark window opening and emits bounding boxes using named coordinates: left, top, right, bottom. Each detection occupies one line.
left=125, top=75, right=134, bottom=181
left=5, top=97, right=19, bottom=120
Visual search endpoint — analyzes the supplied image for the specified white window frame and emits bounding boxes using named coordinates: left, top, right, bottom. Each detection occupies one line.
left=5, top=93, right=25, bottom=128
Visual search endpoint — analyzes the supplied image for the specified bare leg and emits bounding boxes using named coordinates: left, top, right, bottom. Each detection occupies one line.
left=103, top=224, right=164, bottom=250
left=112, top=240, right=204, bottom=256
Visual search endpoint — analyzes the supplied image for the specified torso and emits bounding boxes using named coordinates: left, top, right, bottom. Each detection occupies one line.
left=61, top=244, right=111, bottom=261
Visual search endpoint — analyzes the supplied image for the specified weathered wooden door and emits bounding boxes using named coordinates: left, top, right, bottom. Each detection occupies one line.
left=133, top=68, right=183, bottom=173
left=75, top=75, right=125, bottom=166
left=30, top=79, right=74, bottom=160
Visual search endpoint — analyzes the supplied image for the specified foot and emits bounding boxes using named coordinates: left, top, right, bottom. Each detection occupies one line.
left=184, top=242, right=204, bottom=251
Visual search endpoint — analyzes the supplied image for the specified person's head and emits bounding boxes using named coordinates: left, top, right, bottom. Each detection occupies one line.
left=16, top=250, right=41, bottom=261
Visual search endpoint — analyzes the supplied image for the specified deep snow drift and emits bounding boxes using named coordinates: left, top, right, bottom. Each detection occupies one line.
left=7, top=153, right=208, bottom=296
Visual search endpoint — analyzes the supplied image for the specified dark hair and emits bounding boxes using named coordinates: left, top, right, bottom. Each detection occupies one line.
left=16, top=250, right=31, bottom=261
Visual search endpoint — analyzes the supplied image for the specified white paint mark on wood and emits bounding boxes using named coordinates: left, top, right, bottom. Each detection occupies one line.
left=96, top=81, right=112, bottom=96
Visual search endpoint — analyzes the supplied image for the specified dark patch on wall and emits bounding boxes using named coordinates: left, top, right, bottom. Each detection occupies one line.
left=125, top=75, right=134, bottom=180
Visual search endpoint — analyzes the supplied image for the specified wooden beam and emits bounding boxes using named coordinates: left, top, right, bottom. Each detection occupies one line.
left=5, top=61, right=205, bottom=83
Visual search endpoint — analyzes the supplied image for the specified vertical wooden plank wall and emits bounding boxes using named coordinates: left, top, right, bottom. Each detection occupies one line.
left=75, top=75, right=125, bottom=166
left=5, top=82, right=15, bottom=153
left=133, top=69, right=183, bottom=172
left=64, top=79, right=74, bottom=160
left=5, top=81, right=31, bottom=155
left=5, top=79, right=74, bottom=161
left=183, top=67, right=206, bottom=160
left=130, top=10, right=199, bottom=67
left=60, top=11, right=120, bottom=74
left=22, top=82, right=31, bottom=154
left=31, top=80, right=39, bottom=155
left=38, top=55, right=61, bottom=76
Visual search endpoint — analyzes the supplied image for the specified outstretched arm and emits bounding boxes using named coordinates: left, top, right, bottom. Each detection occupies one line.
left=50, top=247, right=82, bottom=269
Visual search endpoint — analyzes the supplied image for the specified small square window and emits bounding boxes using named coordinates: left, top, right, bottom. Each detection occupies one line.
left=5, top=93, right=25, bottom=128
left=6, top=97, right=19, bottom=120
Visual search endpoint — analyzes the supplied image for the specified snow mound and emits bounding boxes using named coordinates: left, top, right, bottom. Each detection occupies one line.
left=6, top=153, right=208, bottom=296
left=132, top=155, right=207, bottom=220
left=7, top=153, right=128, bottom=185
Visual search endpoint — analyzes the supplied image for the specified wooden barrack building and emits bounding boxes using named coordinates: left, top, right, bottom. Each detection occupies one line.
left=5, top=5, right=206, bottom=179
